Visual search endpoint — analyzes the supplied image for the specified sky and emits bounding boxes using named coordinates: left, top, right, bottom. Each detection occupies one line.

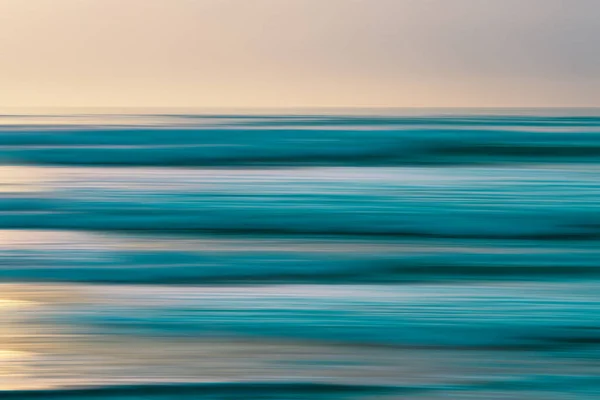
left=0, top=0, right=599, bottom=108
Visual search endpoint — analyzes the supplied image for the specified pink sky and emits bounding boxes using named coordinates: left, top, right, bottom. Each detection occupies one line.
left=0, top=0, right=598, bottom=108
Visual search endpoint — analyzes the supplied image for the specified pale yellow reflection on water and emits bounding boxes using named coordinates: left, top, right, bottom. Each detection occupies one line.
left=0, top=291, right=39, bottom=391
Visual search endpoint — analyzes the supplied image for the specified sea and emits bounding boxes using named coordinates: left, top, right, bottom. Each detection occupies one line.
left=0, top=108, right=599, bottom=399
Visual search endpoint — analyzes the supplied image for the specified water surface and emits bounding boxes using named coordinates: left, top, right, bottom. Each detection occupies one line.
left=1, top=109, right=599, bottom=399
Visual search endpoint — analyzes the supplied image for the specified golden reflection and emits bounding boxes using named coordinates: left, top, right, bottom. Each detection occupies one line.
left=0, top=284, right=83, bottom=390
left=0, top=299, right=37, bottom=308
left=0, top=289, right=37, bottom=391
left=0, top=350, right=38, bottom=391
left=0, top=350, right=31, bottom=360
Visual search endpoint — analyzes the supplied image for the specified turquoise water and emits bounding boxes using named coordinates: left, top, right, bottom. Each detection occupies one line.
left=0, top=109, right=599, bottom=398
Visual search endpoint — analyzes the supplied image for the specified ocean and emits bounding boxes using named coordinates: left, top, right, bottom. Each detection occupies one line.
left=1, top=108, right=599, bottom=399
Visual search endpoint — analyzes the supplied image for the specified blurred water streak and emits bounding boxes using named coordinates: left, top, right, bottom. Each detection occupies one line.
left=0, top=109, right=599, bottom=399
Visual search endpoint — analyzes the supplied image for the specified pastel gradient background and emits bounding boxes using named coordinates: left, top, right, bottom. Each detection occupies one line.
left=1, top=0, right=599, bottom=108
